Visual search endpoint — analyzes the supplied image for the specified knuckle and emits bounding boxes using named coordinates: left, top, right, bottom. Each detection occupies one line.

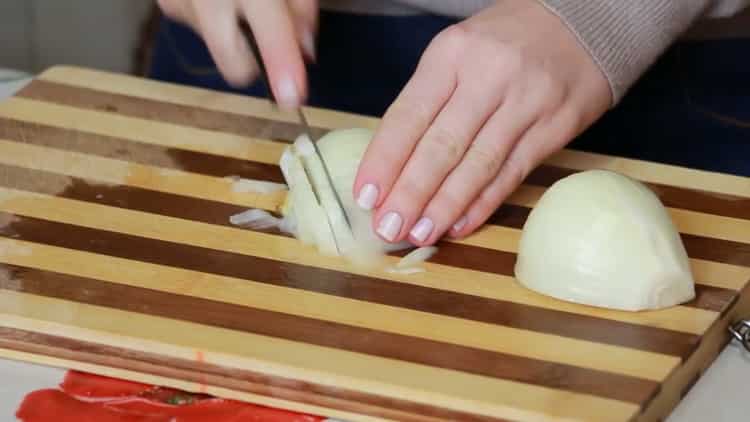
left=431, top=188, right=466, bottom=214
left=466, top=144, right=504, bottom=175
left=397, top=173, right=429, bottom=200
left=504, top=158, right=530, bottom=190
left=494, top=44, right=524, bottom=75
left=431, top=24, right=470, bottom=55
left=427, top=126, right=464, bottom=163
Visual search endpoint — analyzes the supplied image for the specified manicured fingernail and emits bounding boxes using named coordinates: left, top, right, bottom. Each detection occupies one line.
left=410, top=217, right=434, bottom=243
left=277, top=76, right=299, bottom=110
left=302, top=30, right=316, bottom=60
left=357, top=184, right=378, bottom=210
left=452, top=216, right=468, bottom=233
left=377, top=212, right=402, bottom=242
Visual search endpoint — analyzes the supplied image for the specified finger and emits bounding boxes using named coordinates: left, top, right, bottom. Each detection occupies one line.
left=352, top=36, right=458, bottom=214
left=191, top=0, right=257, bottom=86
left=409, top=98, right=537, bottom=245
left=451, top=105, right=580, bottom=238
left=288, top=0, right=319, bottom=61
left=156, top=0, right=196, bottom=25
left=372, top=73, right=507, bottom=243
left=239, top=0, right=308, bottom=109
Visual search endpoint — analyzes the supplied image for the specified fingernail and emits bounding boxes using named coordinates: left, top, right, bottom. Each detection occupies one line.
left=452, top=216, right=468, bottom=233
left=302, top=30, right=316, bottom=61
left=357, top=184, right=378, bottom=210
left=377, top=212, right=402, bottom=242
left=277, top=76, right=299, bottom=110
left=410, top=217, right=434, bottom=243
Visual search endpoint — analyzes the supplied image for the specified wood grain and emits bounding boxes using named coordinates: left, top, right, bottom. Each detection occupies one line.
left=0, top=186, right=719, bottom=336
left=0, top=290, right=641, bottom=421
left=0, top=65, right=746, bottom=421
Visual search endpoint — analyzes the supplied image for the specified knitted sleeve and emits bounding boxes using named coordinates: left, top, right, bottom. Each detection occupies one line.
left=537, top=0, right=750, bottom=104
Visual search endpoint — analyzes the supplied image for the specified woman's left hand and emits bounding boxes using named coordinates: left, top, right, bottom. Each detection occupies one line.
left=353, top=0, right=612, bottom=245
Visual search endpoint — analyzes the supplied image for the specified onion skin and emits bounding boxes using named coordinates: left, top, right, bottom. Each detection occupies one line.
left=514, top=170, right=695, bottom=312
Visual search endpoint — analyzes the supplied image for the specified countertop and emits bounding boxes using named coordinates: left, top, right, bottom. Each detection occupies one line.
left=0, top=71, right=747, bottom=422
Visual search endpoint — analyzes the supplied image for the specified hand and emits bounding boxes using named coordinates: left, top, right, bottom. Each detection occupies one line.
left=157, top=0, right=317, bottom=109
left=353, top=0, right=612, bottom=246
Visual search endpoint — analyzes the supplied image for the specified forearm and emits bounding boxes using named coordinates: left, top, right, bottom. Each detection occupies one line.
left=538, top=0, right=749, bottom=104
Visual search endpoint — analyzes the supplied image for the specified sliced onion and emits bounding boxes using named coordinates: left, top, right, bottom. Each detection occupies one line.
left=229, top=209, right=282, bottom=230
left=386, top=266, right=426, bottom=275
left=396, top=246, right=438, bottom=268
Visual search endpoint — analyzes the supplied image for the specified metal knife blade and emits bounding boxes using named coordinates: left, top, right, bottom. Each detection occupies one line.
left=240, top=21, right=353, bottom=233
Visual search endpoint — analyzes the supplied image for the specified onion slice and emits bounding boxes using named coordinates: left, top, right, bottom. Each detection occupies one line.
left=229, top=209, right=281, bottom=230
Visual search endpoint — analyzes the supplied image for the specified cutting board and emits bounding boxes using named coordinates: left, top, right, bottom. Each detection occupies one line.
left=0, top=66, right=748, bottom=422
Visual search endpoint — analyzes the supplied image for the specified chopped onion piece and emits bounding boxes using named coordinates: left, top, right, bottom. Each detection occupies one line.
left=229, top=209, right=281, bottom=230
left=396, top=246, right=438, bottom=269
left=386, top=266, right=426, bottom=275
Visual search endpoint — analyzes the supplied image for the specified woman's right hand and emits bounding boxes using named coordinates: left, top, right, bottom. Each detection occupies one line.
left=157, top=0, right=317, bottom=109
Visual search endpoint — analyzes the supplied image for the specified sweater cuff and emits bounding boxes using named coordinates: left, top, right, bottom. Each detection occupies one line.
left=537, top=0, right=711, bottom=104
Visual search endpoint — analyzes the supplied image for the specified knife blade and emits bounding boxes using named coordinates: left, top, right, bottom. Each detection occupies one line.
left=239, top=21, right=354, bottom=237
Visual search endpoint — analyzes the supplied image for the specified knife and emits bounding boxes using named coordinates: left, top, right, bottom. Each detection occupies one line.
left=239, top=21, right=354, bottom=236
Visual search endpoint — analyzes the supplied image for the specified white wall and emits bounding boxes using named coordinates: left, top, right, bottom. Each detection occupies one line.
left=0, top=0, right=153, bottom=74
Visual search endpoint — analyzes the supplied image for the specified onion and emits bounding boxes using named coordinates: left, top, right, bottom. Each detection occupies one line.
left=279, top=129, right=414, bottom=268
left=396, top=246, right=438, bottom=269
left=383, top=246, right=438, bottom=275
left=514, top=169, right=695, bottom=311
left=229, top=209, right=281, bottom=230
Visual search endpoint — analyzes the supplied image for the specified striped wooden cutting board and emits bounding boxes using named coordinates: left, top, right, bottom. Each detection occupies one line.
left=0, top=66, right=748, bottom=422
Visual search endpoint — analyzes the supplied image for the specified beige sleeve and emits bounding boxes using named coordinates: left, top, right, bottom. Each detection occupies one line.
left=538, top=0, right=750, bottom=104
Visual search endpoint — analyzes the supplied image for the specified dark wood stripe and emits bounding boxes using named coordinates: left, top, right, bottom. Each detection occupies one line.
left=0, top=117, right=285, bottom=183
left=687, top=285, right=739, bottom=313
left=15, top=79, right=750, bottom=222
left=16, top=80, right=328, bottom=142
left=0, top=327, right=509, bottom=422
left=0, top=207, right=700, bottom=358
left=681, top=234, right=750, bottom=268
left=526, top=166, right=750, bottom=221
left=0, top=264, right=658, bottom=404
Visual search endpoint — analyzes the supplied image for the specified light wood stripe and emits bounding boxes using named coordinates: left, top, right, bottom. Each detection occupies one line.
left=16, top=80, right=329, bottom=142
left=546, top=150, right=750, bottom=199
left=0, top=291, right=640, bottom=422
left=37, top=66, right=750, bottom=199
left=0, top=187, right=718, bottom=335
left=0, top=237, right=679, bottom=381
left=38, top=66, right=381, bottom=131
left=0, top=97, right=285, bottom=164
left=0, top=139, right=286, bottom=212
left=0, top=118, right=285, bottom=183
